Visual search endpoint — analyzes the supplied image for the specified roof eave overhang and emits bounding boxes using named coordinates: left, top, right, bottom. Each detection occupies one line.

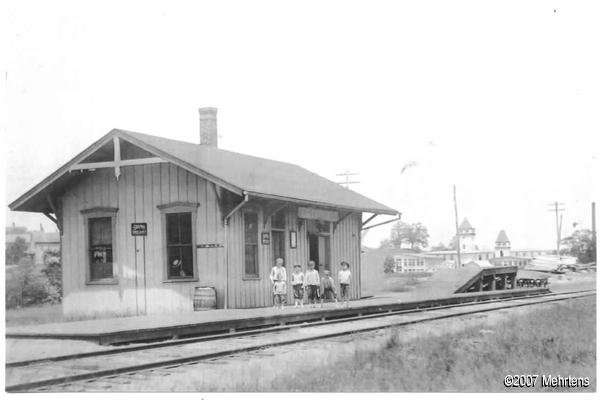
left=9, top=131, right=118, bottom=212
left=245, top=191, right=398, bottom=216
left=9, top=129, right=396, bottom=217
left=9, top=129, right=245, bottom=213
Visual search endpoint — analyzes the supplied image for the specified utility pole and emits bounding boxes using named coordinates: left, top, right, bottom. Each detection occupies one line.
left=453, top=185, right=462, bottom=268
left=592, top=202, right=596, bottom=262
left=336, top=169, right=360, bottom=189
left=547, top=201, right=566, bottom=258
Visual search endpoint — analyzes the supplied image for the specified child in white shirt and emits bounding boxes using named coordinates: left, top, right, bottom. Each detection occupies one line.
left=291, top=265, right=305, bottom=308
left=304, top=261, right=321, bottom=308
left=338, top=261, right=352, bottom=308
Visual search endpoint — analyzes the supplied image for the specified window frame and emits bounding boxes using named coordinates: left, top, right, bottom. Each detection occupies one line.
left=243, top=208, right=260, bottom=279
left=271, top=209, right=287, bottom=231
left=81, top=207, right=119, bottom=285
left=157, top=202, right=200, bottom=283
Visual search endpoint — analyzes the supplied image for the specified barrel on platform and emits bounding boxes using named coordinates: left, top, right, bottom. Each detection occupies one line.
left=193, top=287, right=217, bottom=311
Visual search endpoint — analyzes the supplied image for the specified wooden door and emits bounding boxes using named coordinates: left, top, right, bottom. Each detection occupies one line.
left=272, top=230, right=286, bottom=267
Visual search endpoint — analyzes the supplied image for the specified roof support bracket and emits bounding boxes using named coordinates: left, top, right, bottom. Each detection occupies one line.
left=212, top=182, right=222, bottom=203
left=361, top=213, right=378, bottom=228
left=362, top=215, right=401, bottom=231
left=333, top=211, right=352, bottom=233
left=43, top=212, right=58, bottom=225
left=212, top=182, right=224, bottom=216
left=45, top=193, right=63, bottom=234
left=263, top=203, right=288, bottom=229
left=224, top=192, right=249, bottom=226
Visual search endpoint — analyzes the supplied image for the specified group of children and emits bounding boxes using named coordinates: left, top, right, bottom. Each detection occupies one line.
left=269, top=258, right=352, bottom=309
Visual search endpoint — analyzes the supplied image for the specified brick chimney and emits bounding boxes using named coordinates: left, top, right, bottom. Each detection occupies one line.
left=199, top=107, right=218, bottom=147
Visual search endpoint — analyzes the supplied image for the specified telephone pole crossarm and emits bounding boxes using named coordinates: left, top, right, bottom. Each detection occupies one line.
left=336, top=169, right=360, bottom=189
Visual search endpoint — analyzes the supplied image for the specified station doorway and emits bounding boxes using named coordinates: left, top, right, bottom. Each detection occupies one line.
left=308, top=233, right=331, bottom=272
left=271, top=230, right=286, bottom=266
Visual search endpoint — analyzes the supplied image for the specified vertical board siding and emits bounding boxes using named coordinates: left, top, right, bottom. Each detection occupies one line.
left=61, top=162, right=364, bottom=316
left=225, top=207, right=361, bottom=309
left=121, top=162, right=135, bottom=313
left=61, top=163, right=226, bottom=317
left=330, top=213, right=361, bottom=300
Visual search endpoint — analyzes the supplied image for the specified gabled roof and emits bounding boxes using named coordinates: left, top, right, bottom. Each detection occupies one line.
left=9, top=129, right=398, bottom=215
left=496, top=230, right=510, bottom=243
left=459, top=218, right=474, bottom=231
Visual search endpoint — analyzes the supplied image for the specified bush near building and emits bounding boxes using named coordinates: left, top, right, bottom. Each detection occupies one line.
left=42, top=249, right=62, bottom=299
left=5, top=251, right=62, bottom=309
left=383, top=255, right=396, bottom=273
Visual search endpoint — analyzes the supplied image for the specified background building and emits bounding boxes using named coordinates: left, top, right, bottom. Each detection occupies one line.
left=5, top=225, right=60, bottom=267
left=425, top=219, right=553, bottom=268
left=392, top=251, right=445, bottom=273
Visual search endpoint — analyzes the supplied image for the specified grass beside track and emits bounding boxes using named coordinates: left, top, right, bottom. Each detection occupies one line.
left=224, top=296, right=596, bottom=392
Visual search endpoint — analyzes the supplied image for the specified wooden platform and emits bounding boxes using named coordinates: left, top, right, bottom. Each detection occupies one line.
left=5, top=288, right=549, bottom=345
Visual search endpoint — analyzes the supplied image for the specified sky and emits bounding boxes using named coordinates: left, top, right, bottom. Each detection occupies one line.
left=2, top=0, right=599, bottom=251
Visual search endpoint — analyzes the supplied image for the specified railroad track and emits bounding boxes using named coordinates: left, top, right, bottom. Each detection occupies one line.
left=6, top=289, right=595, bottom=392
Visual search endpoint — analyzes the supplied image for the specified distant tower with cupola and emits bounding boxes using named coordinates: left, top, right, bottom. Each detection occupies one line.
left=495, top=230, right=511, bottom=257
left=458, top=218, right=478, bottom=251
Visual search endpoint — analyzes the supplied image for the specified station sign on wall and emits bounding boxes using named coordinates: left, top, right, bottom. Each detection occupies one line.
left=297, top=207, right=339, bottom=222
left=261, top=232, right=270, bottom=245
left=131, top=223, right=147, bottom=236
left=197, top=243, right=224, bottom=248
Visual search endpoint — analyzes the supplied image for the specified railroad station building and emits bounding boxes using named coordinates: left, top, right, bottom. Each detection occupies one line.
left=9, top=108, right=398, bottom=317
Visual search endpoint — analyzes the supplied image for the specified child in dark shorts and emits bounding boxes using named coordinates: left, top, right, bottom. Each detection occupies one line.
left=273, top=280, right=287, bottom=310
left=304, top=261, right=320, bottom=307
left=320, top=270, right=338, bottom=308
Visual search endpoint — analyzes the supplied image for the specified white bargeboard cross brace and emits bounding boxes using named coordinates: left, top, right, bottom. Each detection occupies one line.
left=68, top=137, right=167, bottom=179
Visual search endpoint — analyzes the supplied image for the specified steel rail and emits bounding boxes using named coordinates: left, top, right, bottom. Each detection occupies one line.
left=6, top=289, right=595, bottom=392
left=7, top=288, right=589, bottom=368
left=3, top=288, right=553, bottom=343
